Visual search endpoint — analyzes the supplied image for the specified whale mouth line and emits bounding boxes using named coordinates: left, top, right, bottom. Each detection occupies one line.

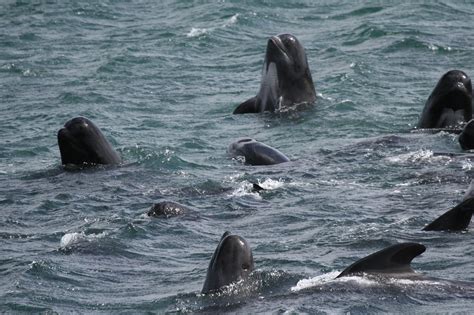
left=269, top=36, right=290, bottom=61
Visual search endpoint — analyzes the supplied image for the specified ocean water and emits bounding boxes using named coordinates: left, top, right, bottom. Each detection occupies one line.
left=1, top=0, right=474, bottom=313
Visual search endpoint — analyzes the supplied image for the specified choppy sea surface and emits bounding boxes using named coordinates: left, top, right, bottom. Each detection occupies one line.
left=1, top=1, right=474, bottom=313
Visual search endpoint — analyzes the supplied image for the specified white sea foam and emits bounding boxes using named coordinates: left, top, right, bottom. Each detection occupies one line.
left=186, top=27, right=207, bottom=37
left=291, top=272, right=379, bottom=292
left=59, top=231, right=107, bottom=249
left=60, top=232, right=84, bottom=248
left=229, top=181, right=261, bottom=199
left=229, top=178, right=284, bottom=198
left=256, top=178, right=284, bottom=190
left=461, top=159, right=473, bottom=170
left=187, top=13, right=238, bottom=37
left=223, top=14, right=239, bottom=27
left=387, top=149, right=451, bottom=164
left=291, top=271, right=339, bottom=291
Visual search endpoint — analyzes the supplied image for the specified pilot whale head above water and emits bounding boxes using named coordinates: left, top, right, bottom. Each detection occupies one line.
left=57, top=117, right=121, bottom=166
left=202, top=231, right=255, bottom=294
left=417, top=70, right=472, bottom=129
left=233, top=33, right=316, bottom=114
left=228, top=138, right=290, bottom=165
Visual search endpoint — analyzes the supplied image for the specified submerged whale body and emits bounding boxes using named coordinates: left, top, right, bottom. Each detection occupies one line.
left=202, top=232, right=255, bottom=293
left=423, top=180, right=474, bottom=231
left=417, top=70, right=472, bottom=129
left=233, top=33, right=316, bottom=114
left=57, top=117, right=121, bottom=166
left=228, top=138, right=290, bottom=165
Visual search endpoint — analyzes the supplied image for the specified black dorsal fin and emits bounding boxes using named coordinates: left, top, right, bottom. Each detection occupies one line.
left=423, top=198, right=474, bottom=231
left=252, top=183, right=265, bottom=192
left=336, top=243, right=426, bottom=278
left=233, top=97, right=258, bottom=114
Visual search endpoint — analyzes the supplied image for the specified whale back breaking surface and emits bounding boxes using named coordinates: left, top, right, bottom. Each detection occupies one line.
left=423, top=197, right=474, bottom=231
left=336, top=243, right=426, bottom=278
left=228, top=138, right=290, bottom=165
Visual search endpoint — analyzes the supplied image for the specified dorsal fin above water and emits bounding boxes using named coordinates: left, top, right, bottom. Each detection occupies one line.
left=233, top=97, right=258, bottom=114
left=252, top=183, right=265, bottom=192
left=423, top=197, right=474, bottom=231
left=336, top=243, right=426, bottom=278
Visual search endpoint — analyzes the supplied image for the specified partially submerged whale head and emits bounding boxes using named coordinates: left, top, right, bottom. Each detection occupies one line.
left=202, top=231, right=254, bottom=294
left=418, top=70, right=472, bottom=129
left=337, top=243, right=426, bottom=278
left=228, top=138, right=290, bottom=165
left=234, top=33, right=316, bottom=114
left=147, top=201, right=190, bottom=218
left=459, top=119, right=474, bottom=150
left=57, top=117, right=121, bottom=166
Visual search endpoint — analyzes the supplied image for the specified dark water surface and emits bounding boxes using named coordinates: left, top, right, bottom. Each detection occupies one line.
left=1, top=1, right=474, bottom=313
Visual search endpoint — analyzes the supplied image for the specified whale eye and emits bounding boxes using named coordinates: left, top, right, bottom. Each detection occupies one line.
left=241, top=263, right=250, bottom=270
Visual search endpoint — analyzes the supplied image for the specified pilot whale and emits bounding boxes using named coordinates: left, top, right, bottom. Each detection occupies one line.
left=57, top=117, right=121, bottom=166
left=233, top=33, right=316, bottom=114
left=417, top=70, right=472, bottom=129
left=202, top=232, right=255, bottom=293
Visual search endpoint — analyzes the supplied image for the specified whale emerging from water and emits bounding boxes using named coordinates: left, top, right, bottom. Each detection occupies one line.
left=228, top=138, right=290, bottom=165
left=147, top=201, right=192, bottom=218
left=337, top=243, right=426, bottom=279
left=57, top=117, right=121, bottom=166
left=423, top=180, right=474, bottom=231
left=233, top=33, right=316, bottom=114
left=417, top=70, right=472, bottom=129
left=202, top=232, right=255, bottom=294
left=458, top=119, right=474, bottom=150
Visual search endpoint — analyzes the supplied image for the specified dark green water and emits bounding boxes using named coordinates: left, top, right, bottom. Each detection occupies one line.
left=1, top=1, right=474, bottom=313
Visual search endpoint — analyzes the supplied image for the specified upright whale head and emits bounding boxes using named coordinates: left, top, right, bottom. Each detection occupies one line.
left=234, top=33, right=316, bottom=114
left=57, top=117, right=121, bottom=166
left=202, top=231, right=254, bottom=294
left=418, top=70, right=472, bottom=129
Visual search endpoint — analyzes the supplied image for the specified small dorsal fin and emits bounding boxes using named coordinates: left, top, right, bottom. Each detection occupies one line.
left=423, top=198, right=474, bottom=231
left=336, top=243, right=426, bottom=278
left=252, top=183, right=265, bottom=192
left=233, top=97, right=258, bottom=114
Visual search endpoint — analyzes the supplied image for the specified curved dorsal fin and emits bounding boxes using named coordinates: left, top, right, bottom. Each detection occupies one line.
left=233, top=97, right=258, bottom=114
left=423, top=198, right=474, bottom=231
left=336, top=243, right=426, bottom=278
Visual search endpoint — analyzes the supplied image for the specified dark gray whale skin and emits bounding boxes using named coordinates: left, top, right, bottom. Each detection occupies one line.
left=228, top=138, right=290, bottom=165
left=459, top=119, right=474, bottom=150
left=423, top=180, right=474, bottom=231
left=201, top=232, right=254, bottom=294
left=57, top=117, right=121, bottom=166
left=233, top=33, right=316, bottom=114
left=417, top=70, right=472, bottom=129
left=336, top=243, right=426, bottom=279
left=147, top=201, right=191, bottom=218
